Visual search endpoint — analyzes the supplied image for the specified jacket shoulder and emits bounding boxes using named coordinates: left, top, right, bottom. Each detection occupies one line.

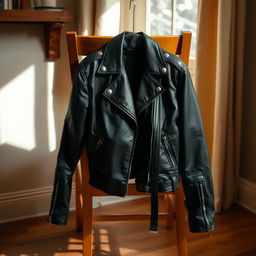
left=76, top=48, right=104, bottom=74
left=161, top=49, right=188, bottom=72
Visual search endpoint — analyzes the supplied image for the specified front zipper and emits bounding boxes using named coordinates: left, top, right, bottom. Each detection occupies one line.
left=149, top=96, right=161, bottom=232
left=145, top=104, right=155, bottom=193
left=161, top=135, right=176, bottom=168
left=198, top=182, right=213, bottom=237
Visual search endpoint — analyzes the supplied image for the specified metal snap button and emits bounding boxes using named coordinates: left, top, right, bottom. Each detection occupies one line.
left=106, top=89, right=113, bottom=95
left=97, top=51, right=103, bottom=56
left=164, top=53, right=170, bottom=57
left=155, top=86, right=162, bottom=93
left=161, top=67, right=167, bottom=73
left=101, top=65, right=107, bottom=72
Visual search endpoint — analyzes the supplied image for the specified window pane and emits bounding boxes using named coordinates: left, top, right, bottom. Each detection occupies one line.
left=150, top=1, right=173, bottom=36
left=150, top=0, right=198, bottom=58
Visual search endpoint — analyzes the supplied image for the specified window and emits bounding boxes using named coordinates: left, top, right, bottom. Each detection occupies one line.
left=148, top=0, right=198, bottom=78
left=149, top=0, right=198, bottom=58
left=123, top=0, right=198, bottom=78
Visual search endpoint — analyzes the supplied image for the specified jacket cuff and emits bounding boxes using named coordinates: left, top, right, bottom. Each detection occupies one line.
left=188, top=216, right=216, bottom=233
left=47, top=215, right=68, bottom=226
left=48, top=173, right=72, bottom=226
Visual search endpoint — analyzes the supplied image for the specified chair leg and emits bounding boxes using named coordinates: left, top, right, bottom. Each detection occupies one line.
left=75, top=163, right=83, bottom=232
left=80, top=151, right=93, bottom=256
left=175, top=183, right=188, bottom=256
left=166, top=194, right=175, bottom=229
left=82, top=189, right=93, bottom=256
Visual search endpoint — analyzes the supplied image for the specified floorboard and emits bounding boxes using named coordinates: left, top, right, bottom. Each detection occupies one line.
left=0, top=196, right=256, bottom=256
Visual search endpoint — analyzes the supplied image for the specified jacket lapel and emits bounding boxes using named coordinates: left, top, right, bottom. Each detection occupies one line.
left=102, top=72, right=165, bottom=121
left=135, top=73, right=165, bottom=115
left=102, top=73, right=137, bottom=122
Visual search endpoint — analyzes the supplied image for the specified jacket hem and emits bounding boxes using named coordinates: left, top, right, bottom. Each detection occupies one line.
left=89, top=177, right=126, bottom=197
left=47, top=215, right=68, bottom=226
left=136, top=175, right=180, bottom=193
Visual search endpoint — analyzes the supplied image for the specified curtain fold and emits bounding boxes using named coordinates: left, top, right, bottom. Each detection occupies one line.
left=77, top=0, right=146, bottom=36
left=195, top=0, right=245, bottom=213
left=77, top=0, right=121, bottom=36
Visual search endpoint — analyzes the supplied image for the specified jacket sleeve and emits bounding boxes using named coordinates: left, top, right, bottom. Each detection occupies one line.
left=177, top=66, right=216, bottom=233
left=48, top=68, right=89, bottom=225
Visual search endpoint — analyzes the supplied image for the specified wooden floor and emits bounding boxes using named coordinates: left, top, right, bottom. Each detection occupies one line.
left=1, top=196, right=256, bottom=256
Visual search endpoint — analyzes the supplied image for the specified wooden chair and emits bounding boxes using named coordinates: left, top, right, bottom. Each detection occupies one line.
left=66, top=31, right=192, bottom=256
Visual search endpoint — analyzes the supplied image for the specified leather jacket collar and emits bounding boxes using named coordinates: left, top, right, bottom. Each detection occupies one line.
left=97, top=31, right=167, bottom=75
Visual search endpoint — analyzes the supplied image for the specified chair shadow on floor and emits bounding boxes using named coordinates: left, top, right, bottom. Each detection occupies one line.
left=92, top=225, right=122, bottom=256
left=86, top=222, right=177, bottom=256
left=56, top=222, right=175, bottom=256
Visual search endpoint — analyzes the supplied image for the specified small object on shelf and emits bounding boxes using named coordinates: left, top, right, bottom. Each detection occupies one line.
left=0, top=0, right=8, bottom=9
left=34, top=0, right=57, bottom=7
left=33, top=0, right=63, bottom=9
left=34, top=6, right=64, bottom=11
left=8, top=0, right=12, bottom=9
left=0, top=0, right=8, bottom=10
left=12, top=0, right=21, bottom=9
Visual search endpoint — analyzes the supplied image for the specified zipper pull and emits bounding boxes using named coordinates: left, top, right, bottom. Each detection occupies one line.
left=161, top=135, right=167, bottom=141
left=98, top=137, right=104, bottom=145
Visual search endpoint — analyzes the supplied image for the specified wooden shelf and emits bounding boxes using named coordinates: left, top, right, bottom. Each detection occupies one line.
left=0, top=9, right=72, bottom=22
left=0, top=9, right=73, bottom=60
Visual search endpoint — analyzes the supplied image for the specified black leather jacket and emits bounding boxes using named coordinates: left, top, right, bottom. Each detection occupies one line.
left=49, top=31, right=216, bottom=233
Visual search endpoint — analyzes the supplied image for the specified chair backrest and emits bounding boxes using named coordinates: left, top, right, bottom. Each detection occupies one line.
left=66, top=31, right=192, bottom=80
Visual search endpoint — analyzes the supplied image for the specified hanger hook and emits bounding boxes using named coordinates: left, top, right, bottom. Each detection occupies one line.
left=129, top=0, right=136, bottom=32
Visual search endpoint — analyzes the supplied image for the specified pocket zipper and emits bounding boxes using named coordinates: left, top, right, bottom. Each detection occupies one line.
left=198, top=182, right=213, bottom=237
left=161, top=135, right=176, bottom=168
left=92, top=136, right=104, bottom=159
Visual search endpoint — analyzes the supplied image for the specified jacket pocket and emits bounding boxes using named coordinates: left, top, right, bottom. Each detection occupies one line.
left=161, top=135, right=177, bottom=168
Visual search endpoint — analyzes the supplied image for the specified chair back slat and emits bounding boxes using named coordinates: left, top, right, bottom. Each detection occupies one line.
left=66, top=31, right=192, bottom=79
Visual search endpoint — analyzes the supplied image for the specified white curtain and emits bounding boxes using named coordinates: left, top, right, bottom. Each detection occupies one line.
left=195, top=0, right=246, bottom=213
left=77, top=0, right=120, bottom=36
left=77, top=0, right=147, bottom=36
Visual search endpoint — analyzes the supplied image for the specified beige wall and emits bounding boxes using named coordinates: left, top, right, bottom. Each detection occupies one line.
left=240, top=0, right=256, bottom=183
left=0, top=1, right=140, bottom=223
left=0, top=1, right=77, bottom=222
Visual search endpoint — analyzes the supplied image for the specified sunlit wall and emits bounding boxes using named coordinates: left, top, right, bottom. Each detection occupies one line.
left=0, top=2, right=75, bottom=222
